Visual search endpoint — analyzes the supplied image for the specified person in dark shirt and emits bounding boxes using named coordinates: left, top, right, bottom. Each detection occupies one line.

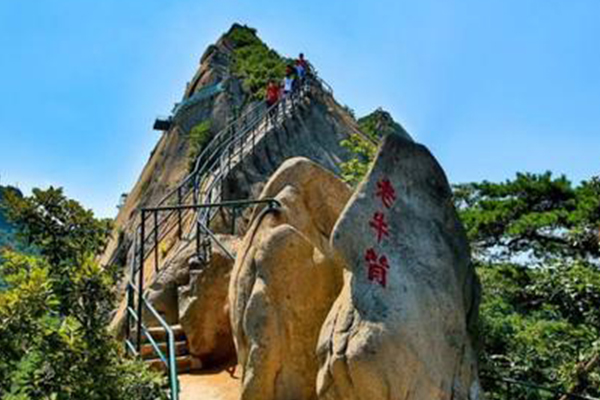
left=295, top=53, right=308, bottom=81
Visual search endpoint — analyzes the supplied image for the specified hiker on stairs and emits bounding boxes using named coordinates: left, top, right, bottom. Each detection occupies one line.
left=265, top=79, right=281, bottom=123
left=283, top=65, right=296, bottom=98
left=295, top=53, right=308, bottom=81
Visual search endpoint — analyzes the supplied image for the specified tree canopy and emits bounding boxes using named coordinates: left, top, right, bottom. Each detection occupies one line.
left=454, top=173, right=600, bottom=264
left=0, top=187, right=165, bottom=400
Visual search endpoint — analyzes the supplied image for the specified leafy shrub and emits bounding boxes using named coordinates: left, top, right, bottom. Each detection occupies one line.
left=188, top=120, right=212, bottom=171
left=357, top=107, right=405, bottom=140
left=227, top=25, right=287, bottom=101
left=339, top=134, right=376, bottom=187
left=338, top=108, right=406, bottom=186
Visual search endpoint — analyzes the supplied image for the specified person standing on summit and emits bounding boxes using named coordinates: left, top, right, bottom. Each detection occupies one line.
left=295, top=53, right=308, bottom=81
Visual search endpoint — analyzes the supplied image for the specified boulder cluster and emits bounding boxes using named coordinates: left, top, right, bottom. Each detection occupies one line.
left=149, top=133, right=482, bottom=400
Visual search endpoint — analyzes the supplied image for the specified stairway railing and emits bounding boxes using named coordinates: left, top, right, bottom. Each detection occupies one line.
left=125, top=281, right=179, bottom=400
left=481, top=376, right=599, bottom=400
left=125, top=227, right=180, bottom=400
left=124, top=74, right=331, bottom=399
left=132, top=76, right=321, bottom=274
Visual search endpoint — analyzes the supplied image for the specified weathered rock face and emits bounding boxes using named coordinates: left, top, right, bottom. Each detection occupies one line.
left=316, top=134, right=482, bottom=400
left=142, top=234, right=239, bottom=367
left=229, top=157, right=351, bottom=400
left=221, top=92, right=366, bottom=204
left=178, top=235, right=240, bottom=367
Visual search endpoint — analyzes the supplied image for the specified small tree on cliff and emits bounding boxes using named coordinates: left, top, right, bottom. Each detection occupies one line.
left=0, top=187, right=166, bottom=400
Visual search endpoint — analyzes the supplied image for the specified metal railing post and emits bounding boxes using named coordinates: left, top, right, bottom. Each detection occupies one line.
left=125, top=283, right=132, bottom=353
left=177, top=187, right=183, bottom=239
left=195, top=218, right=201, bottom=259
left=231, top=207, right=236, bottom=235
left=137, top=210, right=145, bottom=352
left=154, top=210, right=159, bottom=272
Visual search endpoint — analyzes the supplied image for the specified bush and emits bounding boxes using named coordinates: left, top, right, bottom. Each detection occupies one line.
left=0, top=188, right=167, bottom=400
left=227, top=25, right=287, bottom=101
left=339, top=134, right=376, bottom=187
left=188, top=120, right=212, bottom=170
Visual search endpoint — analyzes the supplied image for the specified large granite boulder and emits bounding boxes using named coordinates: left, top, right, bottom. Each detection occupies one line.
left=316, top=134, right=482, bottom=400
left=178, top=235, right=240, bottom=367
left=143, top=234, right=239, bottom=368
left=229, top=157, right=351, bottom=400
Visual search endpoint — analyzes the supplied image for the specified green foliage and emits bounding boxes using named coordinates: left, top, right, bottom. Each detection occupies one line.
left=339, top=108, right=407, bottom=186
left=2, top=187, right=113, bottom=315
left=478, top=261, right=600, bottom=398
left=454, top=173, right=600, bottom=263
left=188, top=120, right=212, bottom=170
left=357, top=107, right=405, bottom=140
left=0, top=186, right=34, bottom=255
left=0, top=188, right=165, bottom=399
left=3, top=187, right=112, bottom=269
left=227, top=24, right=287, bottom=101
left=459, top=172, right=600, bottom=398
left=339, top=134, right=377, bottom=187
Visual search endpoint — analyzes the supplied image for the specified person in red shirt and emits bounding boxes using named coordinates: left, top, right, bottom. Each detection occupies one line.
left=265, top=80, right=281, bottom=121
left=266, top=80, right=280, bottom=106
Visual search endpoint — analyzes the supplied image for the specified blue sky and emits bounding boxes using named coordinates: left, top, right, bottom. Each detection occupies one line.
left=1, top=0, right=599, bottom=218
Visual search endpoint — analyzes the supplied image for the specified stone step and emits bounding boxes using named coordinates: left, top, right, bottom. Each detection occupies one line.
left=146, top=354, right=196, bottom=374
left=133, top=324, right=187, bottom=344
left=140, top=340, right=189, bottom=360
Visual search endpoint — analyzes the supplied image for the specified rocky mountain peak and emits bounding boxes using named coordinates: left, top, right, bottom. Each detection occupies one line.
left=358, top=107, right=408, bottom=140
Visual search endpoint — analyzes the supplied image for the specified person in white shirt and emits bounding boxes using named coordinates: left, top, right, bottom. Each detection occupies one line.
left=283, top=64, right=296, bottom=98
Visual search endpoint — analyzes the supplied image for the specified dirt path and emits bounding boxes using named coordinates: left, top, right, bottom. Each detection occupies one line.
left=179, top=368, right=241, bottom=400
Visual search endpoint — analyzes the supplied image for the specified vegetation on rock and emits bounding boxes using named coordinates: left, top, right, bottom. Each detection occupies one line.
left=357, top=107, right=406, bottom=139
left=340, top=108, right=402, bottom=186
left=339, top=134, right=376, bottom=187
left=0, top=187, right=166, bottom=400
left=188, top=120, right=212, bottom=171
left=227, top=24, right=287, bottom=101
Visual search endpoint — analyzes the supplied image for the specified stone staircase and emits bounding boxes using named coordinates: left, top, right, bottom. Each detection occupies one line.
left=139, top=325, right=200, bottom=374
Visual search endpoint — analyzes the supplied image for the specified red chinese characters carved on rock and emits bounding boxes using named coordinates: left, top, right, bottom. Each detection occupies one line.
left=365, top=248, right=390, bottom=288
left=376, top=178, right=396, bottom=209
left=369, top=212, right=389, bottom=243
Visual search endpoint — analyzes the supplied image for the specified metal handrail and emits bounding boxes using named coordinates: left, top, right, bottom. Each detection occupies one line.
left=130, top=75, right=320, bottom=282
left=482, top=376, right=599, bottom=400
left=197, top=220, right=235, bottom=260
left=192, top=91, right=299, bottom=232
left=172, top=81, right=225, bottom=117
left=125, top=281, right=179, bottom=400
left=143, top=198, right=282, bottom=213
left=155, top=99, right=266, bottom=208
left=125, top=75, right=328, bottom=399
left=137, top=78, right=312, bottom=267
